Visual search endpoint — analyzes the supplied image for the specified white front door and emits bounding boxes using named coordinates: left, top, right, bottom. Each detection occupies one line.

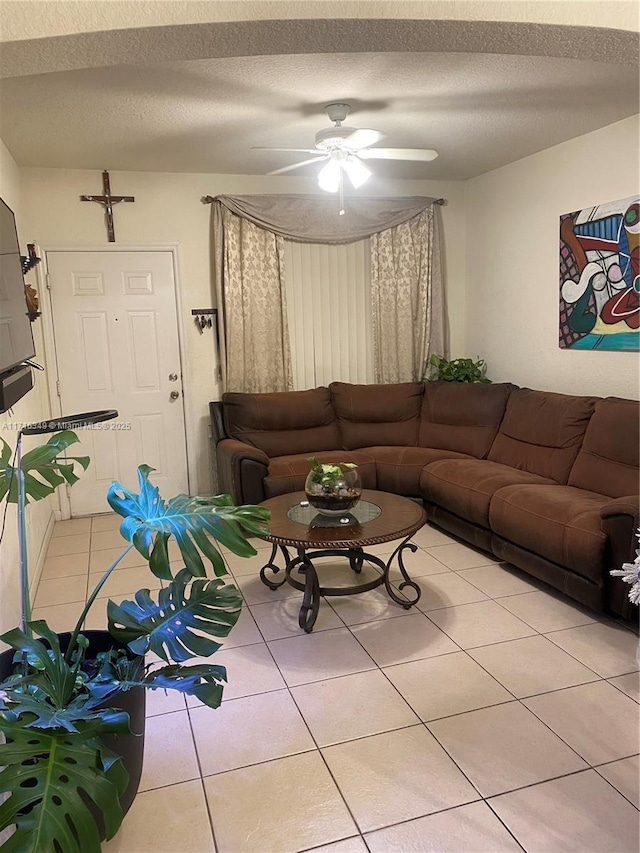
left=46, top=250, right=188, bottom=516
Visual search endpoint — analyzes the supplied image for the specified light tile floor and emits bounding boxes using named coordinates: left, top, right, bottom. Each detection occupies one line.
left=33, top=513, right=640, bottom=853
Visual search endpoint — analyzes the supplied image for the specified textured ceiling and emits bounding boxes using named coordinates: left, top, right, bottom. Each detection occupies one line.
left=0, top=16, right=637, bottom=181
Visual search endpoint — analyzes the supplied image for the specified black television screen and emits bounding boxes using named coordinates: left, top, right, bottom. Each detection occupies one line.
left=0, top=197, right=35, bottom=375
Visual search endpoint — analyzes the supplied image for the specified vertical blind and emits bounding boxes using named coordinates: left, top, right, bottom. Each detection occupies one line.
left=283, top=239, right=374, bottom=390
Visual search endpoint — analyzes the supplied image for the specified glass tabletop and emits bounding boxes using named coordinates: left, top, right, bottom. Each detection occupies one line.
left=287, top=499, right=382, bottom=528
left=260, top=490, right=426, bottom=548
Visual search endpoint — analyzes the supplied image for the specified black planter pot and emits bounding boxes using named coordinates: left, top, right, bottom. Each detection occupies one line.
left=0, top=628, right=146, bottom=832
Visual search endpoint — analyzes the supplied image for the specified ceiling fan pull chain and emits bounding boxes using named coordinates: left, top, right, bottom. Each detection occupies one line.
left=338, top=171, right=345, bottom=216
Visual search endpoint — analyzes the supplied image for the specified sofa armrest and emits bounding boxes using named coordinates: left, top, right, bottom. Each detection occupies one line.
left=600, top=495, right=640, bottom=523
left=601, top=495, right=640, bottom=620
left=216, top=438, right=270, bottom=505
left=209, top=401, right=227, bottom=444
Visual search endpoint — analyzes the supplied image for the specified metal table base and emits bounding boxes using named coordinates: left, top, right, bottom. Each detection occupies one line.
left=259, top=538, right=421, bottom=633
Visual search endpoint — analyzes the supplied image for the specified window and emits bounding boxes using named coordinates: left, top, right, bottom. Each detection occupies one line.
left=284, top=239, right=374, bottom=389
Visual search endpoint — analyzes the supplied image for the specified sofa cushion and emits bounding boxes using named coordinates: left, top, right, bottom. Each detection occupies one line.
left=487, top=388, right=597, bottom=483
left=419, top=381, right=513, bottom=457
left=264, top=450, right=376, bottom=499
left=223, top=387, right=340, bottom=457
left=490, top=484, right=610, bottom=582
left=330, top=381, right=423, bottom=449
left=420, top=458, right=556, bottom=528
left=363, top=445, right=474, bottom=496
left=568, top=397, right=639, bottom=498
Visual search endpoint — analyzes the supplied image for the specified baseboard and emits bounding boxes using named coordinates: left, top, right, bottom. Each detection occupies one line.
left=30, top=510, right=56, bottom=607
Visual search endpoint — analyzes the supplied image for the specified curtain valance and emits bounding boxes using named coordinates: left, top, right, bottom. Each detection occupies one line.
left=212, top=194, right=442, bottom=244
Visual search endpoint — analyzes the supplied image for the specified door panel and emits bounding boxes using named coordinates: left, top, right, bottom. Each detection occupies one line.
left=46, top=250, right=188, bottom=516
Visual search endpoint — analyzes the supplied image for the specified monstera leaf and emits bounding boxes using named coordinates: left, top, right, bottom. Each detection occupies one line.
left=0, top=622, right=81, bottom=706
left=142, top=663, right=229, bottom=707
left=106, top=465, right=270, bottom=580
left=0, top=714, right=128, bottom=853
left=107, top=568, right=243, bottom=664
left=0, top=622, right=132, bottom=733
left=88, top=662, right=230, bottom=709
left=0, top=689, right=130, bottom=734
left=0, top=430, right=89, bottom=504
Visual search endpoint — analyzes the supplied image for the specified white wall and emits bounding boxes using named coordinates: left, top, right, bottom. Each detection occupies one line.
left=21, top=168, right=465, bottom=492
left=0, top=140, right=54, bottom=638
left=465, top=115, right=640, bottom=399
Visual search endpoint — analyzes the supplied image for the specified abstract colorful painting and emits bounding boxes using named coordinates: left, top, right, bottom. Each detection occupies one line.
left=559, top=195, right=639, bottom=350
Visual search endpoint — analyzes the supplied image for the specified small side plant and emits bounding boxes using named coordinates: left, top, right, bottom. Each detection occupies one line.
left=307, top=457, right=358, bottom=491
left=610, top=528, right=640, bottom=605
left=424, top=354, right=491, bottom=384
left=305, top=457, right=361, bottom=514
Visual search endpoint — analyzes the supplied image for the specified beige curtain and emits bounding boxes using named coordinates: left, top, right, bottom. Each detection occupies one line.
left=371, top=206, right=444, bottom=383
left=213, top=194, right=440, bottom=243
left=213, top=202, right=293, bottom=393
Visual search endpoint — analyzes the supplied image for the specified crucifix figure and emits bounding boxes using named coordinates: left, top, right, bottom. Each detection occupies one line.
left=80, top=170, right=135, bottom=242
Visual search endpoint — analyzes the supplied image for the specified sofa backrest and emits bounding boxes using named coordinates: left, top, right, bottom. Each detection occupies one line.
left=419, top=381, right=514, bottom=458
left=568, top=397, right=639, bottom=498
left=223, top=387, right=340, bottom=457
left=330, top=381, right=424, bottom=449
left=487, top=388, right=597, bottom=483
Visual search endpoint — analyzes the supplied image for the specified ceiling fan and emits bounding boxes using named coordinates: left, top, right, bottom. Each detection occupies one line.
left=253, top=103, right=438, bottom=193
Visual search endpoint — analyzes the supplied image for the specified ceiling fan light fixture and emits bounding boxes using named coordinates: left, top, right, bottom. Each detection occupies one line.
left=318, top=159, right=342, bottom=193
left=315, top=126, right=356, bottom=150
left=344, top=156, right=371, bottom=188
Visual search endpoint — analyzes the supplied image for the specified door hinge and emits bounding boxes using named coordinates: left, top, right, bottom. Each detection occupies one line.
left=56, top=380, right=61, bottom=397
left=45, top=273, right=51, bottom=290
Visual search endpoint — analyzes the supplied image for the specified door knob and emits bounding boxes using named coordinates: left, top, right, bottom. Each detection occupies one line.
left=170, top=390, right=180, bottom=400
left=169, top=373, right=178, bottom=381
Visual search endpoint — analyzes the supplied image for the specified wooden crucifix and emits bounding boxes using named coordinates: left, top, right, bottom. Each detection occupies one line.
left=80, top=170, right=134, bottom=242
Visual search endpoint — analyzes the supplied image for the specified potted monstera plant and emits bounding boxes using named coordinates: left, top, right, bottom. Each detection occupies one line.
left=0, top=428, right=269, bottom=851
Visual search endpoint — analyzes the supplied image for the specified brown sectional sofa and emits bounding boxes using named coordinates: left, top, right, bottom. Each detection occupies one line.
left=211, top=381, right=639, bottom=620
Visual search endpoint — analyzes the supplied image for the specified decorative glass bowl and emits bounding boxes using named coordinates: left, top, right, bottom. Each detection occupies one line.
left=304, top=462, right=362, bottom=516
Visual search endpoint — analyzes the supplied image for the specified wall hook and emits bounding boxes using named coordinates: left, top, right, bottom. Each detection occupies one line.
left=191, top=308, right=217, bottom=334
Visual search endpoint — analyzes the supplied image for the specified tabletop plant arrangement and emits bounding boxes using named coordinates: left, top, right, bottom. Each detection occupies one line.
left=424, top=353, right=491, bottom=384
left=0, top=429, right=269, bottom=852
left=304, top=456, right=361, bottom=516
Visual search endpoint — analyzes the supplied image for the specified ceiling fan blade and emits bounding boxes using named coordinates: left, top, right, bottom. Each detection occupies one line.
left=358, top=147, right=439, bottom=161
left=252, top=147, right=320, bottom=154
left=342, top=128, right=385, bottom=149
left=267, top=156, right=327, bottom=176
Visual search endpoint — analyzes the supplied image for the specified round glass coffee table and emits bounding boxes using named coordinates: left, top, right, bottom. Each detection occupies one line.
left=258, top=489, right=426, bottom=632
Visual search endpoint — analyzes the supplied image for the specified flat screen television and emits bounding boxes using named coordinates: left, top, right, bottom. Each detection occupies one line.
left=0, top=196, right=36, bottom=412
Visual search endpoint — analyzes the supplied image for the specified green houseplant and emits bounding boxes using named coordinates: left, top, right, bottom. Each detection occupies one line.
left=304, top=457, right=361, bottom=516
left=424, top=354, right=491, bottom=384
left=0, top=429, right=269, bottom=852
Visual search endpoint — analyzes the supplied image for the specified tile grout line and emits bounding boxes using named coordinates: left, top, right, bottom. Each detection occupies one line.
left=370, top=799, right=526, bottom=853
left=212, top=579, right=632, bottom=714
left=517, top=690, right=639, bottom=776
left=592, top=762, right=640, bottom=812
left=410, top=604, right=638, bottom=793
left=184, top=702, right=220, bottom=853
left=312, top=591, right=513, bottom=835
left=299, top=835, right=370, bottom=853
left=43, top=518, right=640, bottom=847
left=331, top=577, right=638, bottom=828
left=232, top=578, right=368, bottom=844
left=606, top=676, right=640, bottom=705
left=426, top=594, right=639, bottom=679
